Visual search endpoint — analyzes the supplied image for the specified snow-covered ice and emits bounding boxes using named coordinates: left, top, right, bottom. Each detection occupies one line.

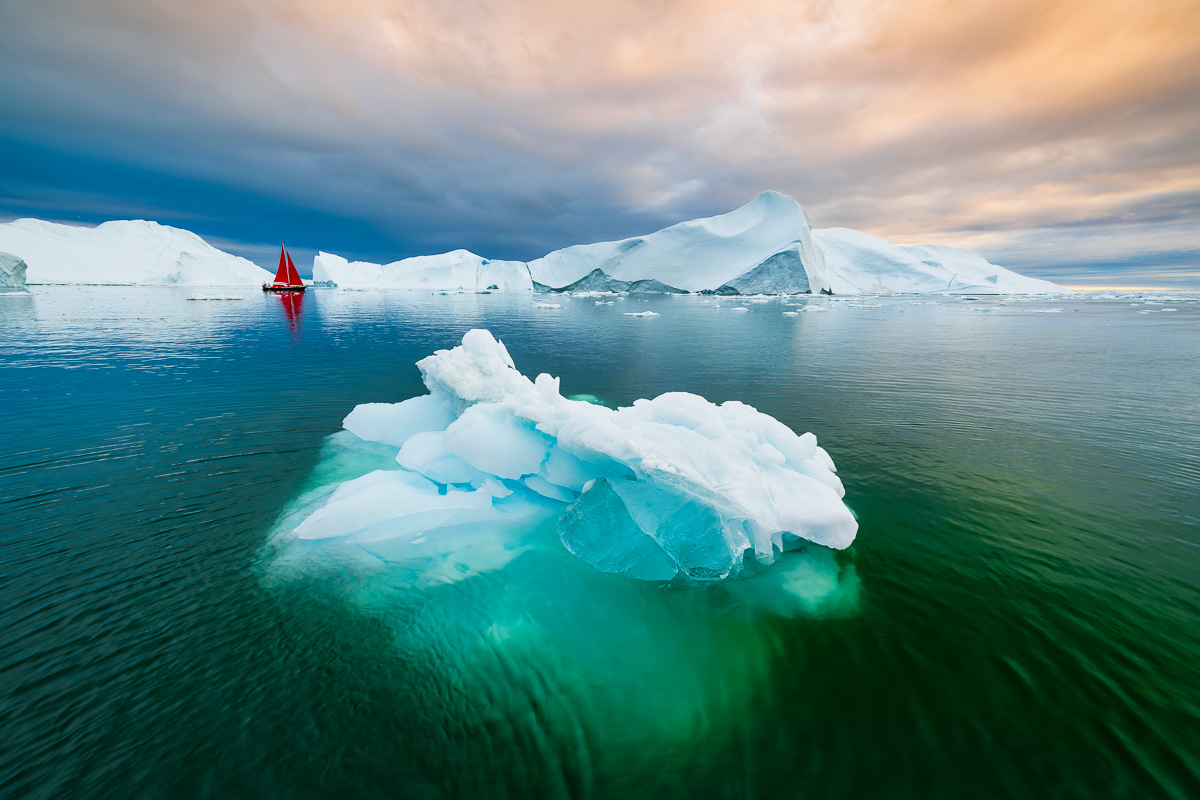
left=0, top=219, right=272, bottom=286
left=2, top=191, right=1062, bottom=294
left=528, top=191, right=832, bottom=294
left=276, top=330, right=857, bottom=583
left=313, top=250, right=532, bottom=292
left=815, top=227, right=1060, bottom=295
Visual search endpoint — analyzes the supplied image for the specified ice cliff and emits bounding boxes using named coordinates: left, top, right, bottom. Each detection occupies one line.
left=0, top=252, right=27, bottom=289
left=282, top=330, right=857, bottom=582
left=0, top=219, right=273, bottom=286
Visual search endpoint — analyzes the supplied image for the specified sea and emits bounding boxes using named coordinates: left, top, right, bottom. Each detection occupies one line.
left=1, top=286, right=1198, bottom=799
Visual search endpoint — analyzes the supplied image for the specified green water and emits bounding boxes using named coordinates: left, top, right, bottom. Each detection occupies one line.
left=1, top=287, right=1198, bottom=798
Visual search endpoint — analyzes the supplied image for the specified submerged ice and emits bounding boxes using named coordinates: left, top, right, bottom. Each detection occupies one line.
left=285, top=330, right=857, bottom=582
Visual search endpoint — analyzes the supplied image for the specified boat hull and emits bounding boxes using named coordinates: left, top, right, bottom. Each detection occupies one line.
left=262, top=284, right=306, bottom=292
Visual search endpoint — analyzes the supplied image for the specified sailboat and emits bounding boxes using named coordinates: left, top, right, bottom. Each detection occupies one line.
left=262, top=245, right=306, bottom=292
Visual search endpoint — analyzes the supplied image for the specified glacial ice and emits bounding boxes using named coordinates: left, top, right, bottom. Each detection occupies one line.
left=0, top=219, right=272, bottom=286
left=0, top=252, right=27, bottom=289
left=2, top=192, right=1060, bottom=294
left=313, top=249, right=533, bottom=292
left=279, top=329, right=858, bottom=583
left=528, top=191, right=832, bottom=294
left=815, top=227, right=1060, bottom=295
left=308, top=192, right=1059, bottom=295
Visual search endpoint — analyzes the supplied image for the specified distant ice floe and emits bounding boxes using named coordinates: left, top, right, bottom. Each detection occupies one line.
left=269, top=330, right=858, bottom=587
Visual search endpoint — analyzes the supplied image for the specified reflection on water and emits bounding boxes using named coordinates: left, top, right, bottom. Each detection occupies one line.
left=274, top=290, right=304, bottom=336
left=0, top=286, right=1198, bottom=798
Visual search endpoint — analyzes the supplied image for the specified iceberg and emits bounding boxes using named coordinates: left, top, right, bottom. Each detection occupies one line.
left=278, top=330, right=857, bottom=583
left=528, top=191, right=831, bottom=294
left=308, top=191, right=1058, bottom=295
left=815, top=227, right=1060, bottom=295
left=0, top=219, right=272, bottom=286
left=1, top=192, right=1061, bottom=294
left=312, top=249, right=532, bottom=292
left=0, top=252, right=27, bottom=289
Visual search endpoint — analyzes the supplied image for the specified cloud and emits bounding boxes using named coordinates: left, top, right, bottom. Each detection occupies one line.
left=0, top=0, right=1197, bottom=281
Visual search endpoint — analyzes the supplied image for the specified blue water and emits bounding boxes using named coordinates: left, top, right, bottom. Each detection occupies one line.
left=1, top=287, right=1198, bottom=798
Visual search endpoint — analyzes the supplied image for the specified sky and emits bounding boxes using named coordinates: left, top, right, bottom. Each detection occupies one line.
left=0, top=0, right=1197, bottom=287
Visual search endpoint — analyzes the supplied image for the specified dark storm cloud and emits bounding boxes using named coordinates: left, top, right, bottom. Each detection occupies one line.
left=0, top=0, right=1197, bottom=283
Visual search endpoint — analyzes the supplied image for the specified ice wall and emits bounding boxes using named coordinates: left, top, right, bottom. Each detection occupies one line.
left=282, top=330, right=857, bottom=583
left=0, top=252, right=27, bottom=289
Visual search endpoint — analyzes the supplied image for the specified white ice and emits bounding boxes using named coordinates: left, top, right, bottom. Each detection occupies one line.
left=527, top=191, right=832, bottom=294
left=0, top=219, right=272, bottom=286
left=313, top=249, right=532, bottom=292
left=815, top=227, right=1061, bottom=295
left=2, top=193, right=1060, bottom=295
left=282, top=329, right=858, bottom=583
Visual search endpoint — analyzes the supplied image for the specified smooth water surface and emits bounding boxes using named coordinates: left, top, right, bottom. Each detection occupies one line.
left=1, top=287, right=1198, bottom=798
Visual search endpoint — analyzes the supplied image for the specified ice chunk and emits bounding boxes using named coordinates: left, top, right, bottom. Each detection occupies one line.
left=444, top=406, right=552, bottom=479
left=397, top=431, right=489, bottom=485
left=523, top=474, right=577, bottom=502
left=343, top=393, right=456, bottom=448
left=283, top=329, right=858, bottom=582
left=538, top=445, right=594, bottom=491
left=0, top=252, right=27, bottom=289
left=558, top=478, right=679, bottom=581
left=294, top=469, right=492, bottom=542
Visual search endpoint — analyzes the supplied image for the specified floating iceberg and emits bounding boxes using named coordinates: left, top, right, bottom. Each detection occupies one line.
left=279, top=330, right=857, bottom=583
left=312, top=249, right=533, bottom=292
left=1, top=192, right=1060, bottom=293
left=528, top=190, right=832, bottom=294
left=815, top=227, right=1060, bottom=294
left=309, top=191, right=1058, bottom=295
left=0, top=219, right=273, bottom=286
left=0, top=252, right=27, bottom=289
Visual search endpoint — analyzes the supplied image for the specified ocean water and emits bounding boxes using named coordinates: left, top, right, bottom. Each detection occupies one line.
left=1, top=286, right=1198, bottom=799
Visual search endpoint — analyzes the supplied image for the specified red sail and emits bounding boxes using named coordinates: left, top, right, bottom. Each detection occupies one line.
left=285, top=251, right=302, bottom=287
left=273, top=245, right=290, bottom=284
